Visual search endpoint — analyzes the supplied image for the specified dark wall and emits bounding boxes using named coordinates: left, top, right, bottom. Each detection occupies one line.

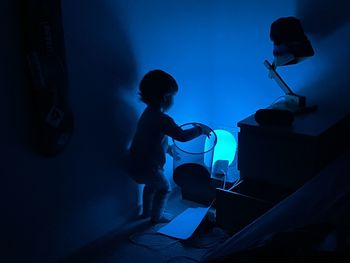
left=296, top=0, right=350, bottom=38
left=296, top=0, right=350, bottom=113
left=2, top=0, right=139, bottom=262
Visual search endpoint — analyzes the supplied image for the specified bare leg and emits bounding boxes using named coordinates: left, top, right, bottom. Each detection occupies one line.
left=141, top=185, right=154, bottom=218
left=151, top=189, right=171, bottom=222
left=150, top=170, right=173, bottom=223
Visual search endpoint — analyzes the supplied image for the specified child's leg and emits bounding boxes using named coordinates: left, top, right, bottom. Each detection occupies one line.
left=149, top=168, right=172, bottom=223
left=141, top=185, right=154, bottom=217
left=152, top=189, right=171, bottom=222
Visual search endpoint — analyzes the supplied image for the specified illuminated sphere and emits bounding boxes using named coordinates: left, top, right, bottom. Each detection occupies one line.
left=204, top=129, right=237, bottom=167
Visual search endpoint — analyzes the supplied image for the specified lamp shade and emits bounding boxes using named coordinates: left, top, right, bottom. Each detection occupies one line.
left=270, top=17, right=314, bottom=66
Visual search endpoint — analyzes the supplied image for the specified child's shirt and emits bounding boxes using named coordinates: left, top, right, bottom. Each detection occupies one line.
left=128, top=106, right=201, bottom=172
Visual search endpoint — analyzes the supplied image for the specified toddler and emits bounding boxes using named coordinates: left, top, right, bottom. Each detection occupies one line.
left=128, top=69, right=210, bottom=223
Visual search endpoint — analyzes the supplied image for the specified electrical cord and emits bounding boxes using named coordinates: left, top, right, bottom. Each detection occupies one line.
left=130, top=232, right=200, bottom=263
left=217, top=171, right=242, bottom=192
left=129, top=158, right=235, bottom=261
left=129, top=191, right=228, bottom=262
left=227, top=178, right=243, bottom=191
left=129, top=220, right=226, bottom=263
left=222, top=170, right=227, bottom=190
left=129, top=231, right=179, bottom=250
left=166, top=227, right=229, bottom=262
left=183, top=234, right=229, bottom=249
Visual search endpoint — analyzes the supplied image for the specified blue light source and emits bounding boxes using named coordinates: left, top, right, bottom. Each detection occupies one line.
left=204, top=129, right=237, bottom=168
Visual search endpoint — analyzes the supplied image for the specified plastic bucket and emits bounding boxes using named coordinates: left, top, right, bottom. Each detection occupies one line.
left=172, top=123, right=217, bottom=204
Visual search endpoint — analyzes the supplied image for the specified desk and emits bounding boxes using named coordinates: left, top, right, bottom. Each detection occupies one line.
left=215, top=109, right=350, bottom=234
left=237, top=109, right=350, bottom=191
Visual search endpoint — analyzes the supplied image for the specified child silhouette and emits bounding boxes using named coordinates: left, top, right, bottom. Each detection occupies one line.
left=128, top=69, right=211, bottom=223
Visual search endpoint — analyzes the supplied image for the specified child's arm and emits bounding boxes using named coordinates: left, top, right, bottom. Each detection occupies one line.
left=160, top=115, right=209, bottom=142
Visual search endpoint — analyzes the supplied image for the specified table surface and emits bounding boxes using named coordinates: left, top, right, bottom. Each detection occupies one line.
left=238, top=107, right=349, bottom=137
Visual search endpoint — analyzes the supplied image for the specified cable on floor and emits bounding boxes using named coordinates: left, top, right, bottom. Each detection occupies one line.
left=182, top=227, right=230, bottom=249
left=129, top=231, right=179, bottom=250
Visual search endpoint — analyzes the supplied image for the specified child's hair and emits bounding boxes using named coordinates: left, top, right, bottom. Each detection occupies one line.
left=139, top=69, right=178, bottom=105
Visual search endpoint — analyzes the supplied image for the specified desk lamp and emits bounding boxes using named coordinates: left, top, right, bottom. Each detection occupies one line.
left=264, top=17, right=317, bottom=114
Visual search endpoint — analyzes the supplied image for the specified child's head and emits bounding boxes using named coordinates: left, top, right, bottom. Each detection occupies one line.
left=139, top=69, right=178, bottom=111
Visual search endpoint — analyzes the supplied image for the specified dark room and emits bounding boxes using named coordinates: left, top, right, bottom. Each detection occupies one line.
left=2, top=0, right=350, bottom=262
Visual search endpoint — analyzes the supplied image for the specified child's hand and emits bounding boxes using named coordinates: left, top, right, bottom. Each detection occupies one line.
left=195, top=123, right=212, bottom=138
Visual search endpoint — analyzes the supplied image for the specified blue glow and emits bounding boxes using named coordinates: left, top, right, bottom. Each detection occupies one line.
left=115, top=0, right=331, bottom=180
left=205, top=129, right=237, bottom=167
left=117, top=0, right=299, bottom=126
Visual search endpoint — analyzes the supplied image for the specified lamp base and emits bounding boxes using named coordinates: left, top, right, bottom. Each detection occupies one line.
left=284, top=94, right=306, bottom=107
left=270, top=98, right=318, bottom=115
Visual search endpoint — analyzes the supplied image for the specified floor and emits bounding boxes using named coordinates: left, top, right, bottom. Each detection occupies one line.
left=60, top=187, right=230, bottom=263
left=58, top=147, right=350, bottom=263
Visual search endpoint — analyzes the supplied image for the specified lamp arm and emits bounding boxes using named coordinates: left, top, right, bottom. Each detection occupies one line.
left=264, top=60, right=295, bottom=95
left=264, top=60, right=308, bottom=108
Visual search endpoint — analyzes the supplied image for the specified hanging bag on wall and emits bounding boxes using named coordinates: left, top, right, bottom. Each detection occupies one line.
left=21, top=0, right=74, bottom=156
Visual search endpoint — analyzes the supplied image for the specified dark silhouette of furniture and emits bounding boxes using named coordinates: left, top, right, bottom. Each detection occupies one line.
left=216, top=110, right=350, bottom=234
left=238, top=110, right=350, bottom=190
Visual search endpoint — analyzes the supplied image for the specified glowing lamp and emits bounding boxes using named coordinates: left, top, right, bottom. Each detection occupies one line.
left=204, top=129, right=237, bottom=168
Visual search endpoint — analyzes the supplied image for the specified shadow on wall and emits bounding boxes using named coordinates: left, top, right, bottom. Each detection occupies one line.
left=1, top=1, right=140, bottom=261
left=296, top=0, right=350, bottom=113
left=296, top=0, right=350, bottom=39
left=63, top=0, right=138, bottom=168
left=303, top=50, right=350, bottom=113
